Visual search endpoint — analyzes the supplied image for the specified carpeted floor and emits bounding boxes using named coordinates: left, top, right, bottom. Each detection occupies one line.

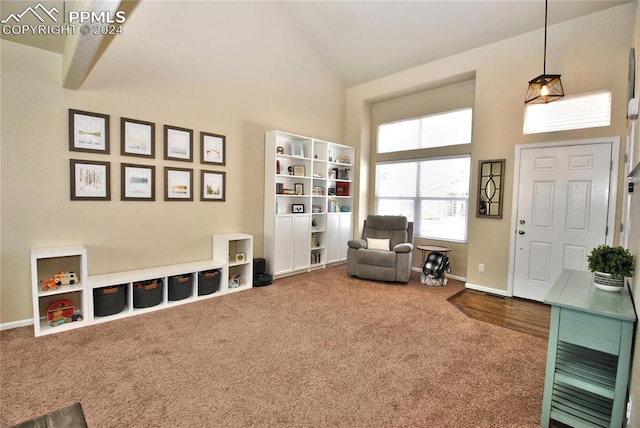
left=1, top=266, right=547, bottom=427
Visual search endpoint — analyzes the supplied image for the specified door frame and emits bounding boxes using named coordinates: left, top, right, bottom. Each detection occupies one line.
left=506, top=137, right=620, bottom=297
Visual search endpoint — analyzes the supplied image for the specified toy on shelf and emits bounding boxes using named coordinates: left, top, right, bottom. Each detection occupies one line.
left=54, top=271, right=78, bottom=286
left=46, top=299, right=82, bottom=327
left=40, top=278, right=58, bottom=291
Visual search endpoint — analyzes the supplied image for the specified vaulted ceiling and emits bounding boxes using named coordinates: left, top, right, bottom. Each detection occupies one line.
left=0, top=0, right=633, bottom=89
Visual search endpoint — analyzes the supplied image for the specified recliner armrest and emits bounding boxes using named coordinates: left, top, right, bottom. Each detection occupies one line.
left=348, top=239, right=367, bottom=249
left=393, top=243, right=413, bottom=253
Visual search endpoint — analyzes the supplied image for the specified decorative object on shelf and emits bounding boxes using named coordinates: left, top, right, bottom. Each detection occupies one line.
left=294, top=183, right=304, bottom=195
left=70, top=159, right=111, bottom=201
left=276, top=160, right=281, bottom=175
left=291, top=143, right=304, bottom=157
left=164, top=167, right=193, bottom=201
left=200, top=132, right=226, bottom=166
left=292, top=203, right=304, bottom=213
left=524, top=0, right=564, bottom=104
left=587, top=245, right=635, bottom=291
left=121, top=117, right=154, bottom=158
left=229, top=273, right=244, bottom=288
left=336, top=182, right=350, bottom=196
left=477, top=159, right=505, bottom=218
left=293, top=165, right=305, bottom=177
left=200, top=170, right=225, bottom=202
left=47, top=299, right=81, bottom=327
left=164, top=125, right=193, bottom=162
left=121, top=163, right=155, bottom=201
left=69, top=109, right=110, bottom=154
left=235, top=253, right=246, bottom=262
left=277, top=146, right=284, bottom=154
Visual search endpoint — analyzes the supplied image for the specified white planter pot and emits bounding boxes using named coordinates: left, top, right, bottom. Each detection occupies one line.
left=593, top=271, right=624, bottom=292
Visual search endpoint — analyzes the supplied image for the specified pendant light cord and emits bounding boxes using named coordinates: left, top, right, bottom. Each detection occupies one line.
left=543, top=0, right=548, bottom=75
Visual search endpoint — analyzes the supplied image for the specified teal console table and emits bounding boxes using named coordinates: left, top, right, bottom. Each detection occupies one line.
left=541, top=269, right=636, bottom=428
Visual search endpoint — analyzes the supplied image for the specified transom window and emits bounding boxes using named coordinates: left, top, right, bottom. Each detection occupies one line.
left=523, top=90, right=612, bottom=134
left=375, top=156, right=471, bottom=242
left=377, top=108, right=473, bottom=153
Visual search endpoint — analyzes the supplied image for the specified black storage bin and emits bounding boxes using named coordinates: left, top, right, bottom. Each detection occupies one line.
left=133, top=279, right=163, bottom=308
left=168, top=274, right=193, bottom=301
left=93, top=284, right=126, bottom=316
left=198, top=269, right=221, bottom=295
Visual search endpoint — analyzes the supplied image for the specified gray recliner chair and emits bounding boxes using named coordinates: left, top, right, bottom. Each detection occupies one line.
left=346, top=215, right=414, bottom=283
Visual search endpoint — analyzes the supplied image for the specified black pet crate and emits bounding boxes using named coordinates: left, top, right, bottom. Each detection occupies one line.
left=133, top=278, right=163, bottom=308
left=168, top=274, right=193, bottom=301
left=93, top=284, right=127, bottom=316
left=198, top=269, right=221, bottom=296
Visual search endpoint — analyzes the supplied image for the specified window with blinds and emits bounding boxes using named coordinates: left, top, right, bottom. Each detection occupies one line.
left=375, top=156, right=470, bottom=242
left=523, top=90, right=612, bottom=134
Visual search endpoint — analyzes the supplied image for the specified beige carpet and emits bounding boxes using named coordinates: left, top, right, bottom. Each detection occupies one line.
left=1, top=266, right=547, bottom=427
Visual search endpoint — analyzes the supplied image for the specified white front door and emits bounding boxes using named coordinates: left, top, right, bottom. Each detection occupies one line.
left=512, top=143, right=613, bottom=301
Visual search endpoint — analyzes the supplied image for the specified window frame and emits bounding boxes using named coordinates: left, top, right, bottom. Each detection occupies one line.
left=375, top=154, right=471, bottom=243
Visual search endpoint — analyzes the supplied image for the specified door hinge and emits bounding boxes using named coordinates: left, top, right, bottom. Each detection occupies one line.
left=606, top=225, right=609, bottom=236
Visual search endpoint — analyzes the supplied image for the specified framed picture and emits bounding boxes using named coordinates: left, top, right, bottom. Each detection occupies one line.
left=200, top=170, right=226, bottom=202
left=70, top=159, right=110, bottom=200
left=201, top=132, right=226, bottom=165
left=294, top=183, right=304, bottom=195
left=164, top=125, right=193, bottom=162
left=293, top=165, right=305, bottom=177
left=69, top=109, right=110, bottom=153
left=164, top=167, right=193, bottom=201
left=121, top=117, right=155, bottom=158
left=121, top=163, right=155, bottom=201
left=292, top=204, right=305, bottom=213
left=291, top=143, right=304, bottom=157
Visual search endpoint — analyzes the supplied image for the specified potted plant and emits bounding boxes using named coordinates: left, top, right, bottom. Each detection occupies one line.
left=587, top=245, right=635, bottom=292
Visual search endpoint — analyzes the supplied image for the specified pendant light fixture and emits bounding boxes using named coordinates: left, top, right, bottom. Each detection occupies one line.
left=525, top=0, right=564, bottom=104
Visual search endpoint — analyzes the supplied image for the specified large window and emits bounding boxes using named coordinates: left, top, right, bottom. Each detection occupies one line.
left=375, top=156, right=470, bottom=242
left=377, top=108, right=472, bottom=153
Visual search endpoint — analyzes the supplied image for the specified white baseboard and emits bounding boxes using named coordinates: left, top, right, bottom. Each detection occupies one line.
left=464, top=282, right=509, bottom=297
left=1, top=318, right=33, bottom=331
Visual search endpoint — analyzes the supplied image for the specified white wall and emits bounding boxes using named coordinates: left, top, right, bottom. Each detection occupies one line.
left=0, top=1, right=345, bottom=324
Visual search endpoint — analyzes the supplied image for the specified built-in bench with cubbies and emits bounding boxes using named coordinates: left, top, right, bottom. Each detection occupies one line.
left=30, top=233, right=253, bottom=336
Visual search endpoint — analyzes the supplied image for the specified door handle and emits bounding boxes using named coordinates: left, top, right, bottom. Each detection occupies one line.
left=518, top=230, right=525, bottom=235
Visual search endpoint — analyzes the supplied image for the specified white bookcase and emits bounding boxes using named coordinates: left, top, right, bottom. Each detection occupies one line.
left=30, top=234, right=253, bottom=336
left=264, top=130, right=354, bottom=278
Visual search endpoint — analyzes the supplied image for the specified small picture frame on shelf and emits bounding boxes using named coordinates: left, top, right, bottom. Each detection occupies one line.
left=69, top=109, right=110, bottom=153
left=291, top=143, right=304, bottom=157
left=164, top=167, right=193, bottom=201
left=292, top=204, right=304, bottom=213
left=70, top=159, right=111, bottom=200
left=294, top=183, right=304, bottom=195
left=121, top=117, right=155, bottom=158
left=164, top=125, right=193, bottom=162
left=293, top=165, right=305, bottom=177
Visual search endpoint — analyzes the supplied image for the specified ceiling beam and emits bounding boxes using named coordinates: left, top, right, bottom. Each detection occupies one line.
left=62, top=0, right=122, bottom=90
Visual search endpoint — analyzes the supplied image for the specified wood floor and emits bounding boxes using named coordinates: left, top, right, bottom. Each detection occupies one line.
left=447, top=289, right=551, bottom=339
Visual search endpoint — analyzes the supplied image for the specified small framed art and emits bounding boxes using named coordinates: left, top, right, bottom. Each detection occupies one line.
left=70, top=159, right=110, bottom=200
left=164, top=167, right=193, bottom=201
left=164, top=125, right=193, bottom=162
left=200, top=170, right=226, bottom=202
left=292, top=204, right=304, bottom=213
left=121, top=117, right=155, bottom=158
left=291, top=143, right=304, bottom=157
left=201, top=132, right=226, bottom=166
left=69, top=109, right=110, bottom=153
left=294, top=183, right=304, bottom=195
left=293, top=165, right=305, bottom=177
left=121, top=163, right=155, bottom=201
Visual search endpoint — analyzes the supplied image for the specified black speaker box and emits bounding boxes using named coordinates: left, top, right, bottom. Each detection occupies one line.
left=254, top=258, right=266, bottom=274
